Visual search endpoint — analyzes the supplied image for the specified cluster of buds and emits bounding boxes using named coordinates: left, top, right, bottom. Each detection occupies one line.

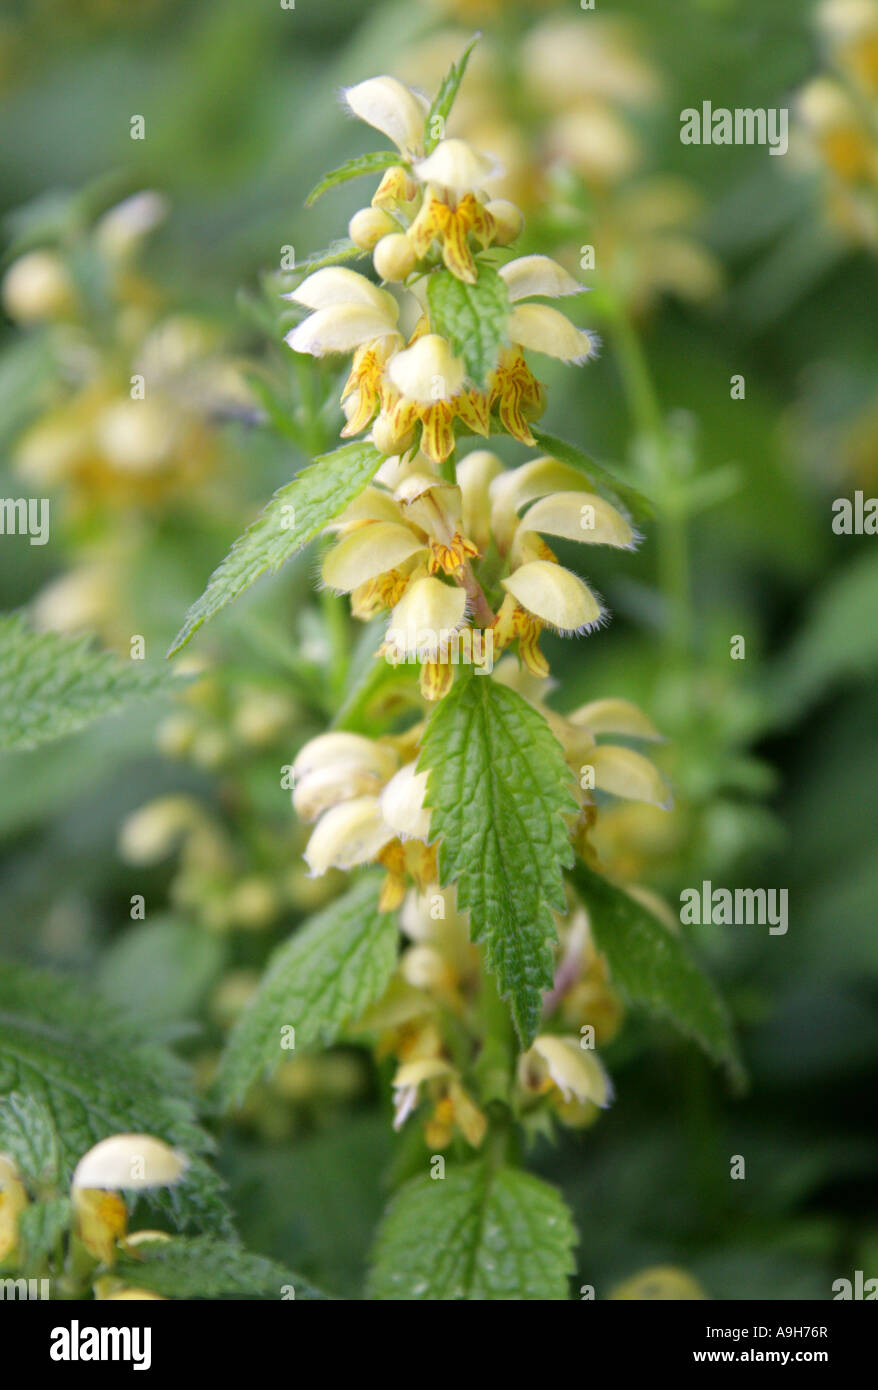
left=397, top=16, right=720, bottom=314
left=288, top=75, right=599, bottom=469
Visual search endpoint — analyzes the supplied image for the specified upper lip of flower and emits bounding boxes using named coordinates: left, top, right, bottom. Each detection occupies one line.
left=284, top=268, right=402, bottom=357
left=412, top=138, right=501, bottom=195
left=387, top=333, right=465, bottom=403
left=342, top=75, right=431, bottom=160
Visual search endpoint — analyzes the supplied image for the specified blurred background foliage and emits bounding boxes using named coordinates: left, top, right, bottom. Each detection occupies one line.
left=1, top=0, right=876, bottom=1299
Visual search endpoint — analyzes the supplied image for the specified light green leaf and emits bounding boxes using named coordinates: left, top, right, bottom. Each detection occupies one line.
left=305, top=152, right=404, bottom=207
left=0, top=615, right=175, bottom=753
left=112, top=1236, right=328, bottom=1300
left=368, top=1161, right=576, bottom=1300
left=215, top=876, right=398, bottom=1109
left=0, top=961, right=231, bottom=1234
left=169, top=441, right=384, bottom=656
left=423, top=36, right=480, bottom=154
left=573, top=861, right=745, bottom=1087
left=291, top=237, right=365, bottom=273
left=419, top=674, right=577, bottom=1045
left=531, top=428, right=654, bottom=521
left=427, top=265, right=509, bottom=388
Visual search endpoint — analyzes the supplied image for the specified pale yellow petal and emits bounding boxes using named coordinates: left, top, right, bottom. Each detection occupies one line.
left=568, top=698, right=662, bottom=741
left=518, top=490, right=635, bottom=549
left=589, top=744, right=672, bottom=808
left=502, top=560, right=602, bottom=633
left=322, top=521, right=426, bottom=592
left=499, top=255, right=584, bottom=302
left=508, top=304, right=599, bottom=364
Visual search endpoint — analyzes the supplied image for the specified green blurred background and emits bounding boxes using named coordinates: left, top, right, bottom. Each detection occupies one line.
left=1, top=0, right=876, bottom=1299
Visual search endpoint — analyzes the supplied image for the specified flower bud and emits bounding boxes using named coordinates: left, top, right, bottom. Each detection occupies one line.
left=2, top=250, right=74, bottom=323
left=348, top=207, right=396, bottom=250
left=484, top=199, right=524, bottom=245
left=373, top=232, right=417, bottom=282
left=118, top=796, right=200, bottom=865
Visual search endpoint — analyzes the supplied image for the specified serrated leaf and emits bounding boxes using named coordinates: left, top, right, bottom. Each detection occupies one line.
left=169, top=441, right=383, bottom=656
left=0, top=615, right=175, bottom=753
left=419, top=674, right=577, bottom=1045
left=427, top=265, right=509, bottom=387
left=572, top=861, right=745, bottom=1087
left=368, top=1161, right=576, bottom=1300
left=113, top=1236, right=328, bottom=1300
left=423, top=35, right=480, bottom=154
left=306, top=152, right=404, bottom=207
left=0, top=1092, right=61, bottom=1184
left=215, top=876, right=398, bottom=1109
left=0, top=961, right=231, bottom=1234
left=16, top=1198, right=72, bottom=1273
left=531, top=428, right=654, bottom=522
left=292, top=237, right=365, bottom=273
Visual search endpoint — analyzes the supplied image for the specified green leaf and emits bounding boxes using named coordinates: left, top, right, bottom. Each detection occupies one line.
left=427, top=265, right=509, bottom=388
left=214, top=876, right=398, bottom=1109
left=0, top=615, right=175, bottom=753
left=0, top=960, right=231, bottom=1234
left=169, top=441, right=384, bottom=656
left=0, top=1092, right=61, bottom=1184
left=290, top=237, right=365, bottom=273
left=97, top=916, right=225, bottom=1027
left=16, top=1198, right=72, bottom=1273
left=423, top=35, right=480, bottom=154
left=368, top=1161, right=576, bottom=1299
left=531, top=428, right=655, bottom=521
left=305, top=152, right=404, bottom=207
left=419, top=674, right=577, bottom=1045
left=112, top=1236, right=328, bottom=1300
left=572, top=861, right=745, bottom=1087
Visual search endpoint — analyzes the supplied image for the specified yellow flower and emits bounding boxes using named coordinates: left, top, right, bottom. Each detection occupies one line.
left=525, top=1034, right=614, bottom=1108
left=0, top=1154, right=29, bottom=1262
left=380, top=332, right=469, bottom=462
left=408, top=140, right=499, bottom=283
left=486, top=350, right=546, bottom=446
left=71, top=1134, right=186, bottom=1266
left=285, top=268, right=401, bottom=357
left=292, top=731, right=399, bottom=821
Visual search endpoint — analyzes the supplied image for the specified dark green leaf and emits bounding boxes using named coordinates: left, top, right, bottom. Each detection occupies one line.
left=419, top=674, right=577, bottom=1045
